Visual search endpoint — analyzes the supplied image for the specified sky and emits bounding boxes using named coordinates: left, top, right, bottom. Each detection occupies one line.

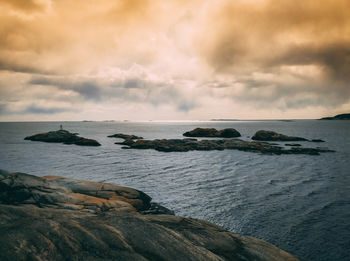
left=0, top=0, right=350, bottom=121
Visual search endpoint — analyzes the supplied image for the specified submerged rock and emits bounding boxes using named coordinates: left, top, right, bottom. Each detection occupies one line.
left=0, top=170, right=298, bottom=261
left=252, top=130, right=308, bottom=142
left=24, top=130, right=101, bottom=146
left=108, top=133, right=143, bottom=140
left=183, top=128, right=241, bottom=138
left=320, top=113, right=350, bottom=120
left=117, top=138, right=333, bottom=155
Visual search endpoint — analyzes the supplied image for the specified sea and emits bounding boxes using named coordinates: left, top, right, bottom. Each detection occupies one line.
left=0, top=120, right=349, bottom=261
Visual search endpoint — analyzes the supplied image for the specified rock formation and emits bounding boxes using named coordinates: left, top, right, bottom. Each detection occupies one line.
left=183, top=128, right=241, bottom=138
left=252, top=130, right=308, bottom=142
left=108, top=133, right=143, bottom=140
left=117, top=138, right=333, bottom=155
left=24, top=130, right=101, bottom=146
left=0, top=170, right=298, bottom=261
left=320, top=113, right=350, bottom=120
left=311, top=139, right=325, bottom=143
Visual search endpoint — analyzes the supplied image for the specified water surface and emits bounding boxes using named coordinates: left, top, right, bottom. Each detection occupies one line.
left=0, top=120, right=349, bottom=261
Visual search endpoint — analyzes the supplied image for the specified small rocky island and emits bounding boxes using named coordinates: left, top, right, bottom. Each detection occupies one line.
left=0, top=170, right=298, bottom=261
left=320, top=113, right=350, bottom=120
left=252, top=130, right=308, bottom=141
left=108, top=133, right=143, bottom=140
left=183, top=128, right=241, bottom=138
left=117, top=137, right=333, bottom=155
left=24, top=130, right=101, bottom=146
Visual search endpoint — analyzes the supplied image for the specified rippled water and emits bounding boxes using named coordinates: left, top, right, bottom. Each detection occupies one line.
left=0, top=120, right=349, bottom=261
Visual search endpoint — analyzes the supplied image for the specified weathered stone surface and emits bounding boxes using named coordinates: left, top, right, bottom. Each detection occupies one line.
left=117, top=138, right=334, bottom=155
left=108, top=133, right=143, bottom=140
left=0, top=170, right=298, bottom=261
left=24, top=130, right=101, bottom=146
left=320, top=113, right=350, bottom=120
left=285, top=144, right=302, bottom=147
left=252, top=130, right=308, bottom=142
left=183, top=128, right=241, bottom=138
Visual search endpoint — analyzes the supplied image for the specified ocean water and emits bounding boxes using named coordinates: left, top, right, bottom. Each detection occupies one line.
left=0, top=120, right=349, bottom=261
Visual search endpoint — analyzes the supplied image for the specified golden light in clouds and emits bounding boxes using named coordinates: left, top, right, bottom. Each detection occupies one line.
left=0, top=0, right=350, bottom=120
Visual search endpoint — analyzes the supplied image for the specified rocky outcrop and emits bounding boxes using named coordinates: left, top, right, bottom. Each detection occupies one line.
left=183, top=128, right=241, bottom=138
left=24, top=130, right=101, bottom=146
left=311, top=139, right=325, bottom=143
left=252, top=130, right=308, bottom=142
left=117, top=138, right=333, bottom=155
left=320, top=113, right=350, bottom=120
left=108, top=133, right=143, bottom=140
left=0, top=170, right=298, bottom=261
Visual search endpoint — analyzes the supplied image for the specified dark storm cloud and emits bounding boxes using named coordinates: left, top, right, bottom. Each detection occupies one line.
left=23, top=105, right=70, bottom=114
left=0, top=60, right=53, bottom=75
left=197, top=0, right=350, bottom=110
left=0, top=104, right=70, bottom=115
left=266, top=42, right=350, bottom=81
left=123, top=78, right=146, bottom=89
left=28, top=75, right=198, bottom=112
left=177, top=101, right=197, bottom=112
left=29, top=77, right=102, bottom=101
left=0, top=0, right=46, bottom=12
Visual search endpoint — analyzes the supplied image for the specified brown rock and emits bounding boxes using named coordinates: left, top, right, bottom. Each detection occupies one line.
left=0, top=170, right=299, bottom=261
left=252, top=130, right=308, bottom=142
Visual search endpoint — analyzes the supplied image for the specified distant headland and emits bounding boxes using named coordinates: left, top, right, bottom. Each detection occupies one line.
left=320, top=113, right=350, bottom=120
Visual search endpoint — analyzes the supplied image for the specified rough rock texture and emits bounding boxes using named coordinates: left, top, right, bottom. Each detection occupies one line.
left=252, top=130, right=308, bottom=142
left=117, top=138, right=334, bottom=155
left=320, top=113, right=350, bottom=120
left=108, top=133, right=143, bottom=140
left=183, top=128, right=241, bottom=138
left=0, top=170, right=299, bottom=261
left=25, top=130, right=101, bottom=146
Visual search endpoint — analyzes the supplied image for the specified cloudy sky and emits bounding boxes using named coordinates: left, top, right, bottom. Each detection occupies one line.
left=1, top=0, right=350, bottom=121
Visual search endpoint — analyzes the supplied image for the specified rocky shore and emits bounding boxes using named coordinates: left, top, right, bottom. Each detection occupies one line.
left=0, top=170, right=298, bottom=261
left=24, top=130, right=101, bottom=146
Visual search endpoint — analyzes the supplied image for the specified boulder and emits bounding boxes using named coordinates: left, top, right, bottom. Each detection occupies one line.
left=252, top=130, right=308, bottom=142
left=0, top=170, right=299, bottom=261
left=183, top=128, right=241, bottom=138
left=24, top=130, right=101, bottom=146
